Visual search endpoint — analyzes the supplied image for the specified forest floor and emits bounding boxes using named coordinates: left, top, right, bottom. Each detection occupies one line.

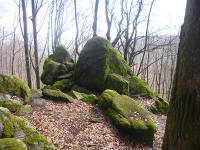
left=21, top=98, right=166, bottom=150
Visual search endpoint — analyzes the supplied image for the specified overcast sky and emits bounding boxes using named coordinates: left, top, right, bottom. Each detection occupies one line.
left=0, top=0, right=186, bottom=36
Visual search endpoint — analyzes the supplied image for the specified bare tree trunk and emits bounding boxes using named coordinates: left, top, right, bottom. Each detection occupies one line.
left=162, top=0, right=200, bottom=149
left=21, top=0, right=32, bottom=88
left=92, top=0, right=99, bottom=37
left=31, top=0, right=40, bottom=89
left=74, top=0, right=79, bottom=62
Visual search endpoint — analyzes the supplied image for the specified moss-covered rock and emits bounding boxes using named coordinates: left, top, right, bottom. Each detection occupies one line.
left=98, top=89, right=156, bottom=144
left=89, top=117, right=103, bottom=123
left=42, top=88, right=75, bottom=102
left=51, top=79, right=74, bottom=92
left=74, top=37, right=133, bottom=93
left=150, top=96, right=169, bottom=115
left=0, top=107, right=58, bottom=150
left=0, top=94, right=23, bottom=112
left=49, top=45, right=72, bottom=64
left=105, top=73, right=129, bottom=95
left=0, top=138, right=27, bottom=150
left=71, top=85, right=92, bottom=94
left=70, top=90, right=97, bottom=104
left=17, top=105, right=32, bottom=116
left=57, top=72, right=73, bottom=80
left=0, top=74, right=30, bottom=103
left=41, top=58, right=69, bottom=85
left=129, top=76, right=156, bottom=98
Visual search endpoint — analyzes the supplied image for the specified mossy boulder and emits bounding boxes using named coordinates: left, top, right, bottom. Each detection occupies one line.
left=150, top=96, right=169, bottom=115
left=41, top=58, right=68, bottom=85
left=74, top=37, right=133, bottom=93
left=129, top=76, right=156, bottom=98
left=106, top=73, right=129, bottom=95
left=0, top=74, right=30, bottom=103
left=0, top=94, right=23, bottom=112
left=49, top=45, right=72, bottom=64
left=0, top=138, right=27, bottom=150
left=71, top=85, right=92, bottom=94
left=98, top=89, right=156, bottom=144
left=42, top=88, right=75, bottom=102
left=0, top=107, right=58, bottom=150
left=70, top=90, right=97, bottom=104
left=51, top=79, right=74, bottom=92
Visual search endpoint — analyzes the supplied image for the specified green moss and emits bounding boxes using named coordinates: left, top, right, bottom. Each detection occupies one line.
left=17, top=105, right=32, bottom=116
left=105, top=73, right=129, bottom=94
left=51, top=79, right=74, bottom=92
left=42, top=88, right=75, bottom=103
left=69, top=90, right=97, bottom=104
left=15, top=117, right=58, bottom=150
left=49, top=45, right=72, bottom=64
left=0, top=107, right=58, bottom=150
left=0, top=74, right=30, bottom=103
left=0, top=108, right=15, bottom=138
left=57, top=72, right=73, bottom=80
left=74, top=37, right=133, bottom=93
left=89, top=117, right=103, bottom=123
left=0, top=138, right=27, bottom=150
left=98, top=89, right=156, bottom=144
left=128, top=75, right=156, bottom=98
left=150, top=96, right=169, bottom=115
left=71, top=85, right=92, bottom=94
left=41, top=58, right=68, bottom=85
left=0, top=100, right=22, bottom=112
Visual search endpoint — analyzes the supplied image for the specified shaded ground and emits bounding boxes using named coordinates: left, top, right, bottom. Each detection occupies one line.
left=21, top=99, right=166, bottom=150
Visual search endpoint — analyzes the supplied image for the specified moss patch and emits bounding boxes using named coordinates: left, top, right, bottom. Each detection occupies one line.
left=98, top=89, right=156, bottom=144
left=128, top=76, right=156, bottom=98
left=0, top=74, right=30, bottom=103
left=42, top=88, right=75, bottom=103
left=89, top=117, right=103, bottom=123
left=150, top=96, right=169, bottom=115
left=0, top=100, right=22, bottom=113
left=51, top=79, right=74, bottom=92
left=105, top=73, right=129, bottom=94
left=49, top=45, right=72, bottom=64
left=0, top=138, right=27, bottom=150
left=69, top=90, right=97, bottom=104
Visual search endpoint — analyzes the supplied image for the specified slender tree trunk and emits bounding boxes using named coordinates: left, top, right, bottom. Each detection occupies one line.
left=92, top=0, right=99, bottom=37
left=74, top=0, right=79, bottom=62
left=31, top=0, right=40, bottom=89
left=162, top=0, right=200, bottom=149
left=21, top=0, right=32, bottom=88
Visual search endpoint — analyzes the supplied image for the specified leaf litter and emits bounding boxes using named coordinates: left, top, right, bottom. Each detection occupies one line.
left=21, top=97, right=166, bottom=150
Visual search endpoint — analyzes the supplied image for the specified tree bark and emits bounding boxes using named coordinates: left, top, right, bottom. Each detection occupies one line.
left=92, top=0, right=99, bottom=37
left=21, top=0, right=32, bottom=88
left=31, top=0, right=40, bottom=89
left=162, top=0, right=200, bottom=149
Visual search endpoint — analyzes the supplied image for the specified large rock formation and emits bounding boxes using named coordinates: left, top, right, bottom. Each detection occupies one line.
left=98, top=89, right=156, bottom=144
left=41, top=45, right=75, bottom=87
left=74, top=37, right=133, bottom=93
